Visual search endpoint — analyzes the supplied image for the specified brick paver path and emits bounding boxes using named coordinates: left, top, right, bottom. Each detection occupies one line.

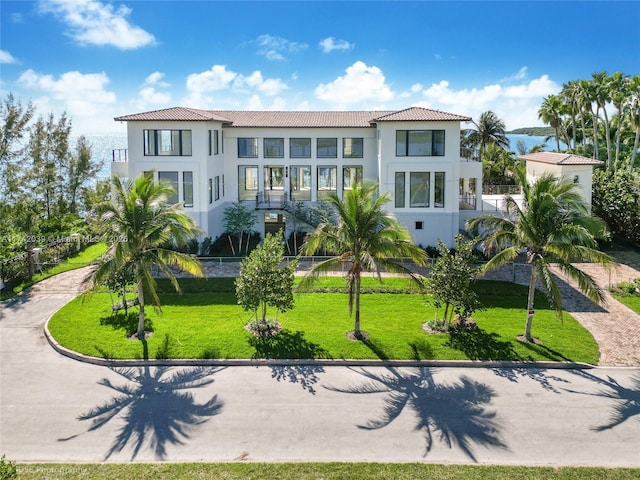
left=483, top=262, right=640, bottom=367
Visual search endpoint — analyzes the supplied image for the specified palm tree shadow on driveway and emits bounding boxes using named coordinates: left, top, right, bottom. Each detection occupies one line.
left=58, top=365, right=225, bottom=460
left=324, top=365, right=509, bottom=461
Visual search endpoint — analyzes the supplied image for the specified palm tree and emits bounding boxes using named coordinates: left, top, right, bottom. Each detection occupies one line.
left=467, top=168, right=613, bottom=343
left=90, top=173, right=204, bottom=340
left=538, top=94, right=568, bottom=151
left=592, top=72, right=614, bottom=166
left=299, top=182, right=427, bottom=339
left=465, top=111, right=510, bottom=158
left=629, top=75, right=640, bottom=173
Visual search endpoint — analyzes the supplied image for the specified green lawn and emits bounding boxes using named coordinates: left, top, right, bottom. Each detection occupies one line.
left=12, top=463, right=640, bottom=480
left=48, top=278, right=600, bottom=364
left=612, top=294, right=640, bottom=315
left=1, top=243, right=107, bottom=300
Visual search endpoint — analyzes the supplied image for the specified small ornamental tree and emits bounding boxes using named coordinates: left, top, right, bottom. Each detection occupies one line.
left=223, top=202, right=257, bottom=255
left=426, top=235, right=481, bottom=329
left=235, top=231, right=297, bottom=334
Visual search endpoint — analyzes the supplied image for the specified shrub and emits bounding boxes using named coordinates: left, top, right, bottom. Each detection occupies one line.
left=0, top=455, right=17, bottom=480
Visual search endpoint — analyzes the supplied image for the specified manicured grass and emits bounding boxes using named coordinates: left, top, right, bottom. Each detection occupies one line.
left=1, top=243, right=107, bottom=299
left=612, top=294, right=640, bottom=315
left=48, top=278, right=600, bottom=364
left=13, top=463, right=640, bottom=480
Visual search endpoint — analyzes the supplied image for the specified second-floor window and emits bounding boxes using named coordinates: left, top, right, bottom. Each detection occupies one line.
left=238, top=138, right=258, bottom=158
left=343, top=138, right=363, bottom=158
left=290, top=138, right=311, bottom=158
left=144, top=130, right=192, bottom=156
left=317, top=138, right=337, bottom=158
left=396, top=130, right=445, bottom=156
left=264, top=138, right=284, bottom=158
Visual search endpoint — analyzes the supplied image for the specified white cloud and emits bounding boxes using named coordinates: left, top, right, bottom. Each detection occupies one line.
left=17, top=69, right=119, bottom=132
left=434, top=53, right=442, bottom=61
left=256, top=34, right=308, bottom=61
left=144, top=72, right=170, bottom=88
left=235, top=71, right=288, bottom=96
left=500, top=66, right=528, bottom=83
left=135, top=72, right=171, bottom=108
left=40, top=0, right=155, bottom=49
left=314, top=61, right=395, bottom=107
left=18, top=69, right=116, bottom=115
left=319, top=37, right=354, bottom=53
left=184, top=65, right=288, bottom=106
left=418, top=75, right=560, bottom=129
left=0, top=50, right=18, bottom=64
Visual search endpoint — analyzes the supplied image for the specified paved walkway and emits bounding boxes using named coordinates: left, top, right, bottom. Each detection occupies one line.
left=483, top=262, right=640, bottom=367
left=1, top=267, right=639, bottom=465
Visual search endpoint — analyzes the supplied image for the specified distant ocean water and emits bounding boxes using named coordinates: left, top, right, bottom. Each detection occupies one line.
left=71, top=132, right=127, bottom=181
left=83, top=132, right=560, bottom=181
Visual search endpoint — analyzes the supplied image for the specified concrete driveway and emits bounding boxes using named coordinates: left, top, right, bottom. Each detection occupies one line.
left=1, top=268, right=639, bottom=465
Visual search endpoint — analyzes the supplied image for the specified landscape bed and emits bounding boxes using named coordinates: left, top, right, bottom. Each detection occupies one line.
left=47, top=277, right=599, bottom=364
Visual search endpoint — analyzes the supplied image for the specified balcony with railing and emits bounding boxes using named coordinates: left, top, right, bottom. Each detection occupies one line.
left=460, top=147, right=480, bottom=162
left=111, top=149, right=128, bottom=177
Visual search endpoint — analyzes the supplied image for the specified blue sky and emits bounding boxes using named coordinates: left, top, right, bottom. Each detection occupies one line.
left=1, top=0, right=639, bottom=134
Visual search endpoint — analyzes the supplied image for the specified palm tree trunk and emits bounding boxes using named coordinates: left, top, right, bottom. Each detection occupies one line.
left=524, top=267, right=537, bottom=342
left=353, top=273, right=361, bottom=337
left=631, top=127, right=640, bottom=173
left=136, top=281, right=146, bottom=341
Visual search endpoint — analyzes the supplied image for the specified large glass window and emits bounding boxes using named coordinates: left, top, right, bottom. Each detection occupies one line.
left=158, top=171, right=179, bottom=204
left=290, top=138, right=311, bottom=158
left=410, top=172, right=430, bottom=207
left=264, top=166, right=284, bottom=190
left=264, top=138, right=284, bottom=158
left=238, top=166, right=258, bottom=201
left=144, top=130, right=192, bottom=156
left=317, top=138, right=337, bottom=158
left=290, top=165, right=311, bottom=201
left=238, top=138, right=258, bottom=158
left=343, top=138, right=363, bottom=158
left=317, top=166, right=337, bottom=200
left=182, top=171, right=193, bottom=207
left=343, top=166, right=362, bottom=192
left=214, top=176, right=220, bottom=201
left=396, top=130, right=445, bottom=156
left=434, top=172, right=445, bottom=207
left=395, top=172, right=405, bottom=208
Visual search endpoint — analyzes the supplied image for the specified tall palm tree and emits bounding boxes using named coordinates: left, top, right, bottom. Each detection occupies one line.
left=90, top=173, right=204, bottom=340
left=629, top=75, right=640, bottom=173
left=299, top=182, right=427, bottom=339
left=467, top=168, right=613, bottom=343
left=592, top=72, right=614, bottom=167
left=538, top=94, right=567, bottom=151
left=465, top=111, right=510, bottom=158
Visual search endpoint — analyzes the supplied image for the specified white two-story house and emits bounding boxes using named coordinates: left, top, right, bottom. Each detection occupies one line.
left=112, top=106, right=483, bottom=247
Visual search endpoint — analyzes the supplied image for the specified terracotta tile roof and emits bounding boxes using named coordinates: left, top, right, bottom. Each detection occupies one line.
left=519, top=152, right=604, bottom=166
left=114, top=107, right=231, bottom=122
left=115, top=106, right=470, bottom=127
left=372, top=106, right=471, bottom=122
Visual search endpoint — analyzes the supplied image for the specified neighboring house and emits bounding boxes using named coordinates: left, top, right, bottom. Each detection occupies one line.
left=112, top=106, right=484, bottom=247
left=520, top=152, right=604, bottom=210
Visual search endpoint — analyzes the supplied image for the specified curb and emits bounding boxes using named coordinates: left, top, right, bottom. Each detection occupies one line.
left=43, top=317, right=594, bottom=370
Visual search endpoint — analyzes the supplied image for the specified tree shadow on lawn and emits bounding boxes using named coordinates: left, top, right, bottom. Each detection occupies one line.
left=58, top=365, right=225, bottom=460
left=324, top=364, right=509, bottom=461
left=100, top=311, right=154, bottom=338
left=157, top=292, right=238, bottom=306
left=362, top=338, right=435, bottom=361
left=444, top=328, right=523, bottom=361
left=248, top=329, right=332, bottom=394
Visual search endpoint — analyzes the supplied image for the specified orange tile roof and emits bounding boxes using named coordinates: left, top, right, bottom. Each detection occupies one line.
left=519, top=152, right=604, bottom=166
left=114, top=106, right=470, bottom=127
